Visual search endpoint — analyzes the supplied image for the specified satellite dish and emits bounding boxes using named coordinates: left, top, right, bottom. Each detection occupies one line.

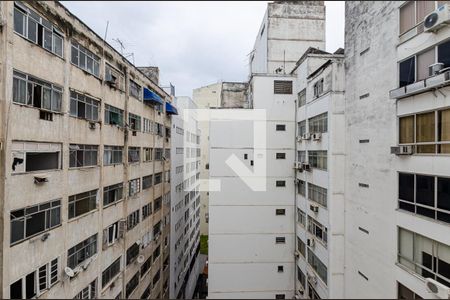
left=137, top=255, right=145, bottom=264
left=64, top=267, right=75, bottom=278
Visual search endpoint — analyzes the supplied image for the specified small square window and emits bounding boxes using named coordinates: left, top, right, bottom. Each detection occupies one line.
left=276, top=153, right=286, bottom=159
left=275, top=237, right=285, bottom=244
left=275, top=294, right=285, bottom=299
left=276, top=209, right=285, bottom=215
left=244, top=154, right=248, bottom=160
left=277, top=266, right=284, bottom=273
left=276, top=181, right=286, bottom=187
left=276, top=124, right=286, bottom=131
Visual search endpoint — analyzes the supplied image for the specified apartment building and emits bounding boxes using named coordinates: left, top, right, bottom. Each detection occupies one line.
left=193, top=81, right=248, bottom=236
left=0, top=1, right=174, bottom=298
left=345, top=1, right=450, bottom=298
left=169, top=96, right=202, bottom=299
left=291, top=48, right=345, bottom=299
left=208, top=1, right=325, bottom=298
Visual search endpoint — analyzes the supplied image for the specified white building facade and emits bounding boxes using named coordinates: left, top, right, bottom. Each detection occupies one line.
left=169, top=96, right=202, bottom=299
left=344, top=1, right=450, bottom=298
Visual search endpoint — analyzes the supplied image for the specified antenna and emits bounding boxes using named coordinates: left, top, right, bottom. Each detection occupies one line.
left=112, top=38, right=125, bottom=55
left=104, top=20, right=109, bottom=41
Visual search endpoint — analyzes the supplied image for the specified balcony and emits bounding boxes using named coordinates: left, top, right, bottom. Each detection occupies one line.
left=390, top=71, right=450, bottom=99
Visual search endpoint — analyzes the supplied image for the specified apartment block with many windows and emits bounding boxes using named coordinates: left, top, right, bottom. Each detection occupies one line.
left=0, top=1, right=174, bottom=298
left=169, top=96, right=202, bottom=299
left=345, top=1, right=450, bottom=298
left=291, top=48, right=345, bottom=299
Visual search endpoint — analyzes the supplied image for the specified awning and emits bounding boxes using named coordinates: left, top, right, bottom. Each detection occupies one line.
left=165, top=102, right=178, bottom=115
left=143, top=87, right=163, bottom=105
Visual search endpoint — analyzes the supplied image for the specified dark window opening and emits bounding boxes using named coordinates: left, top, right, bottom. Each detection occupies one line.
left=276, top=180, right=286, bottom=187
left=416, top=175, right=435, bottom=207
left=26, top=152, right=59, bottom=172
left=399, top=57, right=416, bottom=87
left=399, top=173, right=414, bottom=202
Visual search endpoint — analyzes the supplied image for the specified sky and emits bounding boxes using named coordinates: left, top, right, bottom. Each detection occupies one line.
left=62, top=1, right=345, bottom=97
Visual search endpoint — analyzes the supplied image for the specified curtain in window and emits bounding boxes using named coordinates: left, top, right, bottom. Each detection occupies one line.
left=400, top=1, right=415, bottom=34
left=400, top=116, right=414, bottom=143
left=417, top=48, right=435, bottom=81
left=439, top=109, right=450, bottom=153
left=416, top=112, right=435, bottom=153
left=414, top=234, right=434, bottom=275
left=416, top=1, right=435, bottom=23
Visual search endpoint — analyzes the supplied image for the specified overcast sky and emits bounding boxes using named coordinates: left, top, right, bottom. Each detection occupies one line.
left=62, top=1, right=345, bottom=97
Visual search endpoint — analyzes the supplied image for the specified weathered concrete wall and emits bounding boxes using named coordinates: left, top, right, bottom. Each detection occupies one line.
left=1, top=1, right=172, bottom=298
left=138, top=66, right=160, bottom=86
left=220, top=82, right=248, bottom=108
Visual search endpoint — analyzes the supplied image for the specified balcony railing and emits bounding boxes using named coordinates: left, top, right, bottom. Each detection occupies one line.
left=390, top=71, right=450, bottom=100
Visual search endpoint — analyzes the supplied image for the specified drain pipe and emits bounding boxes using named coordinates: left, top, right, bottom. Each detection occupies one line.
left=293, top=98, right=298, bottom=299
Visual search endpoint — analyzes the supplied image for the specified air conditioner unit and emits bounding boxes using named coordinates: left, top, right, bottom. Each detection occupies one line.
left=425, top=278, right=450, bottom=299
left=310, top=204, right=319, bottom=213
left=312, top=132, right=322, bottom=141
left=302, top=133, right=311, bottom=140
left=429, top=62, right=445, bottom=76
left=424, top=4, right=450, bottom=32
left=89, top=121, right=96, bottom=130
left=297, top=136, right=303, bottom=142
left=34, top=174, right=49, bottom=184
left=391, top=145, right=413, bottom=155
left=302, top=163, right=311, bottom=171
left=308, top=273, right=318, bottom=285
left=307, top=238, right=315, bottom=248
left=105, top=71, right=116, bottom=86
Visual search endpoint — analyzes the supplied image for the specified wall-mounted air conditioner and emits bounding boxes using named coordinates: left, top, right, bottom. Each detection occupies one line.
left=312, top=132, right=322, bottom=141
left=424, top=4, right=450, bottom=32
left=425, top=278, right=450, bottom=299
left=307, top=238, right=315, bottom=248
left=390, top=145, right=413, bottom=155
left=302, top=133, right=311, bottom=140
left=310, top=203, right=319, bottom=213
left=302, top=162, right=311, bottom=171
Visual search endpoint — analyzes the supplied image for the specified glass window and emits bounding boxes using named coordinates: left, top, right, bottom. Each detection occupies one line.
left=438, top=109, right=450, bottom=153
left=102, top=257, right=121, bottom=288
left=399, top=173, right=414, bottom=202
left=399, top=57, right=415, bottom=87
left=69, top=144, right=98, bottom=168
left=400, top=1, right=415, bottom=35
left=298, top=89, right=306, bottom=107
left=399, top=115, right=415, bottom=144
left=416, top=175, right=435, bottom=207
left=68, top=190, right=97, bottom=219
left=417, top=48, right=435, bottom=81
left=438, top=177, right=450, bottom=211
left=103, top=183, right=123, bottom=206
left=70, top=91, right=100, bottom=121
left=67, top=234, right=97, bottom=269
left=438, top=40, right=450, bottom=69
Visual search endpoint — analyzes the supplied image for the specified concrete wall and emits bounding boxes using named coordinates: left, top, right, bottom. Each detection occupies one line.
left=1, top=1, right=171, bottom=298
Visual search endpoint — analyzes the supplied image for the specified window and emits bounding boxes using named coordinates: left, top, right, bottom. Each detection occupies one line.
left=307, top=248, right=327, bottom=284
left=102, top=257, right=121, bottom=288
left=68, top=189, right=97, bottom=219
left=155, top=148, right=163, bottom=160
left=142, top=203, right=152, bottom=220
left=67, top=234, right=97, bottom=269
left=400, top=1, right=435, bottom=35
left=277, top=266, right=284, bottom=273
left=154, top=197, right=162, bottom=212
left=308, top=183, right=327, bottom=207
left=129, top=178, right=141, bottom=196
left=398, top=282, right=423, bottom=299
left=105, top=104, right=124, bottom=127
left=12, top=70, right=62, bottom=112
left=154, top=172, right=162, bottom=185
left=176, top=147, right=184, bottom=154
left=103, top=220, right=125, bottom=248
left=276, top=124, right=286, bottom=131
left=105, top=64, right=125, bottom=90
left=10, top=257, right=59, bottom=299
left=126, top=243, right=140, bottom=265
left=298, top=89, right=306, bottom=107
left=308, top=150, right=327, bottom=170
left=11, top=141, right=61, bottom=173
left=275, top=237, right=286, bottom=244
left=126, top=271, right=139, bottom=298
left=297, top=266, right=306, bottom=288
left=438, top=39, right=450, bottom=69
left=13, top=3, right=64, bottom=57
left=297, top=208, right=306, bottom=226
left=398, top=173, right=450, bottom=224
left=275, top=295, right=285, bottom=299
left=276, top=180, right=286, bottom=187
left=276, top=209, right=286, bottom=216
left=143, top=148, right=152, bottom=162
left=104, top=146, right=123, bottom=166
left=143, top=175, right=153, bottom=190
left=141, top=256, right=152, bottom=277
left=155, top=122, right=164, bottom=137
left=297, top=237, right=306, bottom=258
left=127, top=210, right=140, bottom=231
left=153, top=270, right=161, bottom=286
left=398, top=227, right=450, bottom=286
left=298, top=121, right=306, bottom=137
left=129, top=80, right=142, bottom=100
left=399, top=109, right=450, bottom=154
left=10, top=199, right=61, bottom=245
left=297, top=179, right=306, bottom=196
left=309, top=113, right=328, bottom=134
left=129, top=113, right=141, bottom=132
left=153, top=245, right=161, bottom=260
left=274, top=80, right=293, bottom=94
left=143, top=118, right=153, bottom=133
left=69, top=144, right=98, bottom=168
left=276, top=153, right=286, bottom=159
left=69, top=91, right=99, bottom=121
left=128, top=147, right=140, bottom=163
left=103, top=183, right=123, bottom=206
left=74, top=279, right=97, bottom=299
left=71, top=40, right=100, bottom=77
left=308, top=217, right=328, bottom=245
left=417, top=48, right=435, bottom=81
left=313, top=79, right=324, bottom=98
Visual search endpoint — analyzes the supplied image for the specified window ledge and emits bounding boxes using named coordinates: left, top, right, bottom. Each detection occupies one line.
left=103, top=163, right=124, bottom=167
left=14, top=32, right=65, bottom=61
left=12, top=169, right=61, bottom=176
left=68, top=165, right=99, bottom=171
left=390, top=71, right=450, bottom=99
left=103, top=199, right=124, bottom=210
left=68, top=209, right=99, bottom=223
